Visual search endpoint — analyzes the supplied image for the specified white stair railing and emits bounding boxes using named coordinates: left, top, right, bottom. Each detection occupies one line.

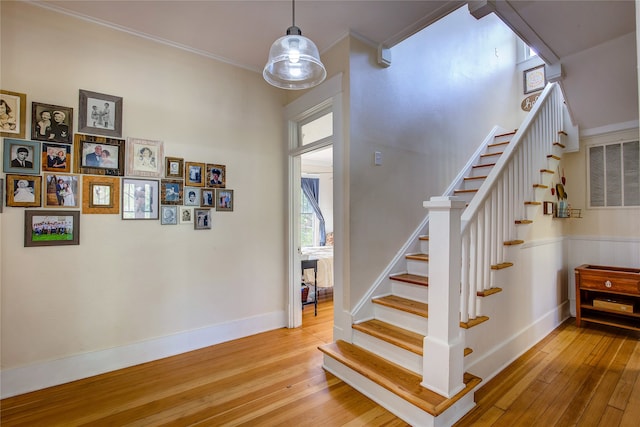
left=459, top=83, right=565, bottom=322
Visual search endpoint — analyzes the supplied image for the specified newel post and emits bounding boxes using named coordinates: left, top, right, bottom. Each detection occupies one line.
left=421, top=196, right=466, bottom=397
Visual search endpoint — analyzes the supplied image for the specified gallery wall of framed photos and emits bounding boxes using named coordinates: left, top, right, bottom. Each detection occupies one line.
left=2, top=87, right=237, bottom=245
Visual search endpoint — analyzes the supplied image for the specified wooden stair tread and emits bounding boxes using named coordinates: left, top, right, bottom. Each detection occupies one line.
left=480, top=152, right=502, bottom=158
left=419, top=235, right=429, bottom=241
left=540, top=168, right=554, bottom=174
left=318, top=340, right=482, bottom=416
left=515, top=219, right=533, bottom=224
left=373, top=295, right=428, bottom=318
left=504, top=240, right=525, bottom=246
left=477, top=287, right=503, bottom=297
left=533, top=184, right=548, bottom=189
left=472, top=163, right=495, bottom=169
left=491, top=262, right=514, bottom=270
left=546, top=154, right=561, bottom=160
left=454, top=189, right=478, bottom=194
left=353, top=319, right=423, bottom=355
left=390, top=273, right=429, bottom=287
left=464, top=175, right=487, bottom=181
left=524, top=201, right=542, bottom=205
left=495, top=130, right=517, bottom=138
left=460, top=315, right=490, bottom=329
left=406, top=253, right=429, bottom=262
left=553, top=141, right=566, bottom=149
left=488, top=141, right=510, bottom=149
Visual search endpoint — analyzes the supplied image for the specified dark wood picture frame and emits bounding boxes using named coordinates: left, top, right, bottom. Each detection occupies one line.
left=206, top=163, right=226, bottom=188
left=1, top=89, right=27, bottom=139
left=74, top=133, right=125, bottom=176
left=24, top=210, right=80, bottom=247
left=42, top=142, right=72, bottom=173
left=6, top=174, right=42, bottom=207
left=31, top=102, right=73, bottom=143
left=78, top=89, right=123, bottom=137
left=160, top=179, right=183, bottom=205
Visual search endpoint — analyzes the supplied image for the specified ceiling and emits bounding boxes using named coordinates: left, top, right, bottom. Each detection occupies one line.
left=38, top=0, right=638, bottom=131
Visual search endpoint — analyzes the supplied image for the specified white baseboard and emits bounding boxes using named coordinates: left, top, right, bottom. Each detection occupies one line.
left=0, top=310, right=286, bottom=399
left=465, top=301, right=570, bottom=383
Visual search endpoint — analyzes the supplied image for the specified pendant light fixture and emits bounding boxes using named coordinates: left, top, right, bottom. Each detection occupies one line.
left=263, top=0, right=327, bottom=90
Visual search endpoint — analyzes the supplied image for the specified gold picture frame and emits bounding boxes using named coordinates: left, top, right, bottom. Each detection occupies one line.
left=82, top=175, right=120, bottom=214
left=5, top=174, right=42, bottom=207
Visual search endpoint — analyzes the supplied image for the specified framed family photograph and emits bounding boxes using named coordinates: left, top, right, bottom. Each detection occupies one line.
left=1, top=89, right=27, bottom=139
left=161, top=206, right=178, bottom=225
left=6, top=174, right=42, bottom=207
left=122, top=178, right=159, bottom=220
left=215, top=189, right=234, bottom=212
left=0, top=178, right=3, bottom=213
left=82, top=175, right=120, bottom=214
left=183, top=186, right=200, bottom=206
left=3, top=138, right=41, bottom=175
left=201, top=188, right=214, bottom=207
left=206, top=164, right=226, bottom=188
left=126, top=137, right=164, bottom=178
left=24, top=210, right=80, bottom=247
left=42, top=143, right=72, bottom=173
left=31, top=102, right=73, bottom=143
left=185, top=161, right=205, bottom=187
left=78, top=89, right=123, bottom=137
left=194, top=208, right=211, bottom=230
left=524, top=64, right=546, bottom=94
left=165, top=156, right=184, bottom=178
left=44, top=174, right=79, bottom=208
left=74, top=133, right=125, bottom=176
left=160, top=179, right=183, bottom=205
left=179, top=206, right=193, bottom=224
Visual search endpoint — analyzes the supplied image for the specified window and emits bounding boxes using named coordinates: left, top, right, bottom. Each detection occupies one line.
left=300, top=192, right=317, bottom=247
left=589, top=140, right=640, bottom=207
left=300, top=110, right=332, bottom=146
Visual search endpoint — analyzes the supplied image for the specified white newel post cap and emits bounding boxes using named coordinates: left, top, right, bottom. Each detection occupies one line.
left=423, top=196, right=467, bottom=210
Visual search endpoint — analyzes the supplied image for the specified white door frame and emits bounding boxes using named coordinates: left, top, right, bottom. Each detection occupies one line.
left=284, top=73, right=344, bottom=328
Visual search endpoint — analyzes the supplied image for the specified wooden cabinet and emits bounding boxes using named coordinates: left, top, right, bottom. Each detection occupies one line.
left=575, top=264, right=640, bottom=331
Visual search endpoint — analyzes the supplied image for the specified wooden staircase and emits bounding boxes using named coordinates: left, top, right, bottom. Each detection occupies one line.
left=320, top=84, right=567, bottom=426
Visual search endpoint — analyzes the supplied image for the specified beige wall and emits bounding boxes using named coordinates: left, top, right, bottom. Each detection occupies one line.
left=1, top=1, right=287, bottom=393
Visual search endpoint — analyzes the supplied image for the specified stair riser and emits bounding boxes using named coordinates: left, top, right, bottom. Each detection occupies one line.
left=462, top=178, right=485, bottom=191
left=420, top=240, right=429, bottom=254
left=452, top=191, right=475, bottom=203
left=486, top=143, right=508, bottom=155
left=391, top=281, right=429, bottom=303
left=469, top=165, right=494, bottom=177
left=374, top=303, right=428, bottom=335
left=477, top=155, right=500, bottom=166
left=407, top=259, right=429, bottom=277
left=352, top=330, right=423, bottom=375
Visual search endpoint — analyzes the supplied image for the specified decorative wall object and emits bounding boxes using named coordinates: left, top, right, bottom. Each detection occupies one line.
left=42, top=143, right=72, bottom=173
left=179, top=206, right=193, bottom=224
left=215, top=189, right=234, bottom=212
left=74, top=133, right=125, bottom=176
left=82, top=175, right=120, bottom=214
left=44, top=174, right=79, bottom=208
left=194, top=208, right=211, bottom=230
left=206, top=163, right=226, bottom=188
left=31, top=102, right=73, bottom=143
left=1, top=89, right=27, bottom=139
left=121, top=178, right=159, bottom=220
left=78, top=89, right=123, bottom=137
left=183, top=186, right=200, bottom=206
left=3, top=138, right=41, bottom=175
left=160, top=179, right=183, bottom=205
left=160, top=206, right=178, bottom=225
left=126, top=137, right=164, bottom=178
left=185, top=161, right=205, bottom=187
left=164, top=156, right=184, bottom=178
left=523, top=64, right=546, bottom=94
left=200, top=188, right=214, bottom=207
left=5, top=174, right=42, bottom=207
left=0, top=178, right=4, bottom=213
left=24, top=210, right=80, bottom=247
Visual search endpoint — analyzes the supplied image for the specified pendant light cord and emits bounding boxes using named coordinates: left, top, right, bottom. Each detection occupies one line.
left=292, top=0, right=296, bottom=27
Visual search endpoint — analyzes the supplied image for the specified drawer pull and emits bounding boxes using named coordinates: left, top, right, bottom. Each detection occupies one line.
left=605, top=280, right=612, bottom=288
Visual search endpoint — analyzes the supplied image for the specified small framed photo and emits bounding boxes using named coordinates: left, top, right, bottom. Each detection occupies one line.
left=82, top=175, right=120, bottom=214
left=206, top=163, right=226, bottom=188
left=31, top=102, right=73, bottom=143
left=215, top=189, right=234, bottom=212
left=160, top=179, right=183, bottom=205
left=164, top=156, right=184, bottom=178
left=122, top=178, right=159, bottom=220
left=184, top=186, right=200, bottom=206
left=179, top=206, right=193, bottom=224
left=194, top=208, right=211, bottom=230
left=543, top=201, right=554, bottom=215
left=524, top=64, right=546, bottom=94
left=3, top=138, right=41, bottom=175
left=25, top=210, right=80, bottom=247
left=0, top=178, right=4, bottom=213
left=1, top=90, right=27, bottom=139
left=185, top=161, right=205, bottom=187
left=126, top=137, right=164, bottom=178
left=44, top=174, right=79, bottom=208
left=201, top=188, right=214, bottom=207
left=161, top=206, right=178, bottom=225
left=42, top=143, right=72, bottom=173
left=6, top=174, right=42, bottom=207
left=78, top=89, right=123, bottom=138
left=74, top=133, right=125, bottom=176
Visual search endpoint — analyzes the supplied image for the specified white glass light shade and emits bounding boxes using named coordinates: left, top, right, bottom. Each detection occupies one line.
left=263, top=28, right=327, bottom=90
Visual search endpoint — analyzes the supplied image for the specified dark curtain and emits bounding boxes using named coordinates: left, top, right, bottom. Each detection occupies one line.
left=301, top=177, right=326, bottom=246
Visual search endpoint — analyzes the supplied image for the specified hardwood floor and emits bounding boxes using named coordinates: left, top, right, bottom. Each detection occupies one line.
left=2, top=294, right=639, bottom=426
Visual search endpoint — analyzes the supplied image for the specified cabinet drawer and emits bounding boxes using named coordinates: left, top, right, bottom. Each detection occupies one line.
left=580, top=274, right=640, bottom=295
